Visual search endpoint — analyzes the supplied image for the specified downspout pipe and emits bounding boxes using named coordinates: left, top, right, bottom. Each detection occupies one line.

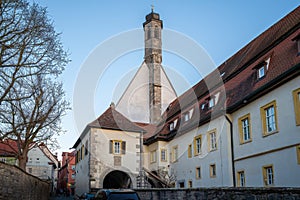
left=225, top=114, right=236, bottom=187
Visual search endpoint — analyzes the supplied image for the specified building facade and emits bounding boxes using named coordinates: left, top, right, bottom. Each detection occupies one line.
left=73, top=6, right=300, bottom=194
left=26, top=143, right=59, bottom=194
left=58, top=151, right=76, bottom=195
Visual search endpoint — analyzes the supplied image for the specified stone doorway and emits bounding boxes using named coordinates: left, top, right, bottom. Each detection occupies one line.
left=103, top=170, right=132, bottom=189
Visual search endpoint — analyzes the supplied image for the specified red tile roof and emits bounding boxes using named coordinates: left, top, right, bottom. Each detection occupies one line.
left=0, top=139, right=18, bottom=157
left=145, top=6, right=300, bottom=144
left=89, top=105, right=145, bottom=133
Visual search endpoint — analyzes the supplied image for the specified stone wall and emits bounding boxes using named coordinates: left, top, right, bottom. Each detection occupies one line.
left=136, top=187, right=300, bottom=200
left=0, top=162, right=49, bottom=200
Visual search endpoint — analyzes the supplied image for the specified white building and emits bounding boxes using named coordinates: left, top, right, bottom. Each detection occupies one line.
left=73, top=6, right=300, bottom=194
left=26, top=143, right=59, bottom=194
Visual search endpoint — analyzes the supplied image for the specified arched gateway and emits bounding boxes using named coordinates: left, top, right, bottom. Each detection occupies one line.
left=103, top=170, right=132, bottom=189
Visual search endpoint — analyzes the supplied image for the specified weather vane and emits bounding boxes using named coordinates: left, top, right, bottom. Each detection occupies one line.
left=151, top=4, right=154, bottom=12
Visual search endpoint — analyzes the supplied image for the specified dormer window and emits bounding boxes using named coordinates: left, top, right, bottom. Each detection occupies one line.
left=183, top=108, right=194, bottom=122
left=169, top=119, right=178, bottom=131
left=169, top=122, right=175, bottom=131
left=255, top=58, right=270, bottom=80
left=183, top=113, right=190, bottom=122
left=258, top=66, right=265, bottom=79
left=201, top=103, right=206, bottom=110
left=209, top=98, right=215, bottom=108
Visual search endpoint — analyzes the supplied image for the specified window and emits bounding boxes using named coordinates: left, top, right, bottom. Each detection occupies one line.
left=210, top=164, right=216, bottom=178
left=169, top=119, right=178, bottom=131
left=201, top=103, right=205, bottom=110
left=258, top=66, right=265, bottom=79
left=193, top=135, right=202, bottom=156
left=81, top=145, right=85, bottom=160
left=114, top=141, right=121, bottom=154
left=188, top=180, right=193, bottom=188
left=293, top=88, right=300, bottom=125
left=183, top=113, right=190, bottom=122
left=208, top=98, right=215, bottom=108
left=263, top=165, right=274, bottom=186
left=172, top=145, right=178, bottom=162
left=85, top=141, right=88, bottom=155
left=71, top=173, right=76, bottom=179
left=150, top=150, right=157, bottom=163
left=71, top=165, right=75, bottom=170
left=169, top=122, right=175, bottom=131
left=178, top=181, right=185, bottom=188
left=188, top=144, right=192, bottom=158
left=237, top=171, right=245, bottom=187
left=207, top=130, right=217, bottom=151
left=28, top=168, right=32, bottom=173
left=196, top=167, right=201, bottom=179
left=161, top=149, right=167, bottom=162
left=109, top=140, right=126, bottom=155
left=260, top=100, right=278, bottom=136
left=238, top=114, right=252, bottom=144
left=297, top=145, right=300, bottom=165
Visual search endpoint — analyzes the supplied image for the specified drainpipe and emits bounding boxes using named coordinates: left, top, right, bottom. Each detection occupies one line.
left=225, top=114, right=236, bottom=187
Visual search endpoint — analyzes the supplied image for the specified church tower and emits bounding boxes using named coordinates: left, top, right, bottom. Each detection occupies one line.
left=143, top=8, right=163, bottom=123
left=115, top=9, right=176, bottom=124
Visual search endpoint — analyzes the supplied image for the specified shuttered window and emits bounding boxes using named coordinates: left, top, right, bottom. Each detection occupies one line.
left=109, top=140, right=126, bottom=155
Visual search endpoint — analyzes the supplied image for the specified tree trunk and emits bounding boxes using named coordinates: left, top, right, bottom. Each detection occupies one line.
left=18, top=149, right=29, bottom=171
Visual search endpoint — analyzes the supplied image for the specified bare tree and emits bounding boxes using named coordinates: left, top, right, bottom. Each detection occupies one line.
left=0, top=0, right=69, bottom=170
left=0, top=0, right=68, bottom=103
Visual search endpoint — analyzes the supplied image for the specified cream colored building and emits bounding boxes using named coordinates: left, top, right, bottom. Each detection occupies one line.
left=73, top=7, right=300, bottom=194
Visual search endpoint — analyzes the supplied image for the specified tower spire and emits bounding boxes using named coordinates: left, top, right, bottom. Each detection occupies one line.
left=151, top=4, right=154, bottom=13
left=143, top=10, right=163, bottom=123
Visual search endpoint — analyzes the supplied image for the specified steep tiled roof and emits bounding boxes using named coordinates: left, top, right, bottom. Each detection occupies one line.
left=0, top=139, right=18, bottom=157
left=145, top=6, right=300, bottom=144
left=89, top=105, right=145, bottom=133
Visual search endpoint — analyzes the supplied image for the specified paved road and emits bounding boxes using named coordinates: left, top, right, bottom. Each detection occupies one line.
left=49, top=195, right=75, bottom=200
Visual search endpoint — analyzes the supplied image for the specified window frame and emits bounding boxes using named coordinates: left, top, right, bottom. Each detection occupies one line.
left=238, top=113, right=252, bottom=144
left=237, top=170, right=245, bottom=187
left=262, top=164, right=274, bottom=186
left=113, top=140, right=121, bottom=155
left=150, top=150, right=157, bottom=163
left=172, top=145, right=178, bottom=163
left=183, top=112, right=190, bottom=122
left=169, top=122, right=175, bottom=131
left=193, top=135, right=202, bottom=156
left=209, top=164, right=216, bottom=178
left=195, top=166, right=201, bottom=179
left=188, top=180, right=193, bottom=188
left=293, top=88, right=300, bottom=126
left=297, top=145, right=300, bottom=165
left=260, top=100, right=278, bottom=136
left=207, top=129, right=217, bottom=151
left=208, top=98, right=215, bottom=108
left=160, top=148, right=167, bottom=162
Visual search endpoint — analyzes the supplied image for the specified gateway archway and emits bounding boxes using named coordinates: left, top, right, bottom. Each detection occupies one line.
left=103, top=170, right=132, bottom=189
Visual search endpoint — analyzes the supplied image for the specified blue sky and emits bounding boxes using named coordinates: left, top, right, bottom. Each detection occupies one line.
left=30, top=0, right=299, bottom=155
